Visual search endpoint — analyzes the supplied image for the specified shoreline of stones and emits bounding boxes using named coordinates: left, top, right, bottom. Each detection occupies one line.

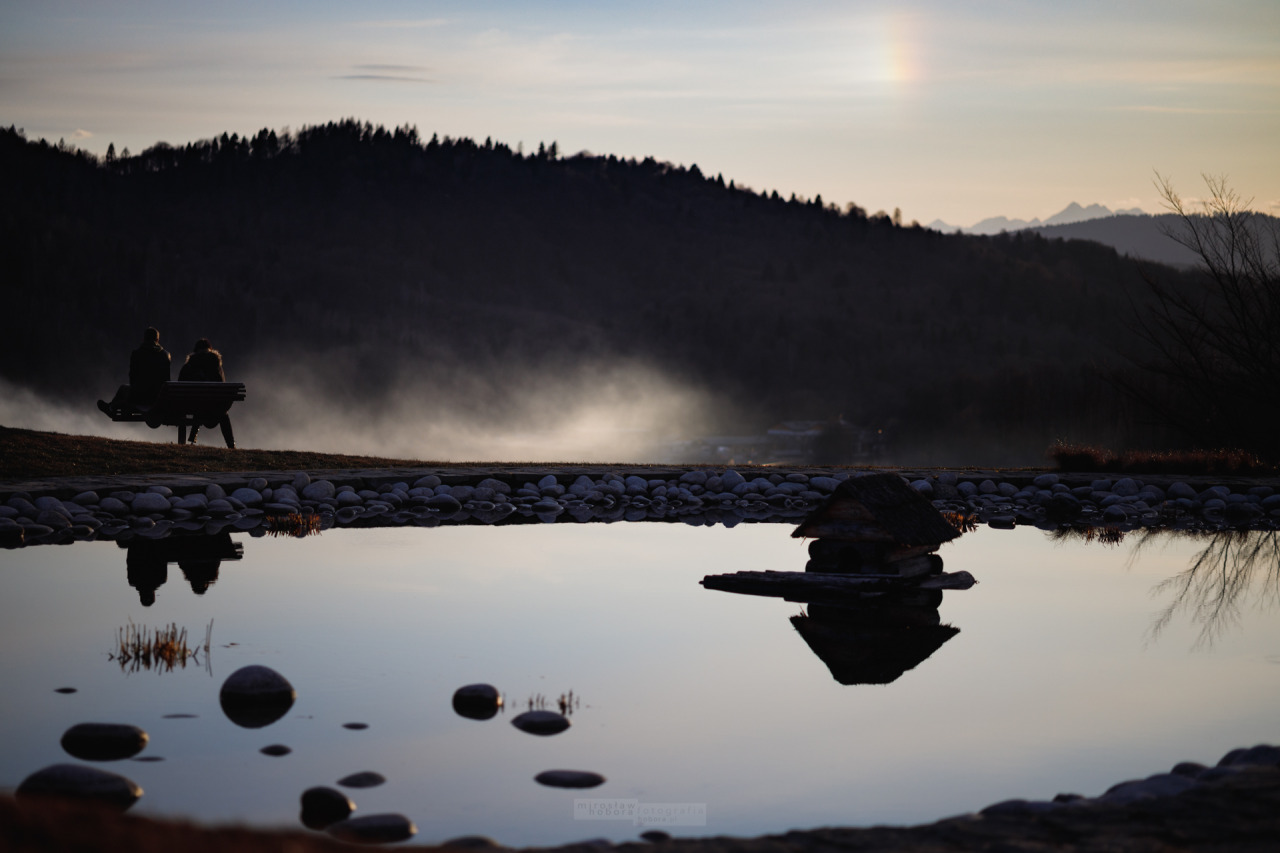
left=3, top=468, right=1278, bottom=548
left=977, top=743, right=1280, bottom=817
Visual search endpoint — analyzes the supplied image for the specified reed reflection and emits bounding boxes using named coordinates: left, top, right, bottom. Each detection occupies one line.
left=120, top=532, right=243, bottom=605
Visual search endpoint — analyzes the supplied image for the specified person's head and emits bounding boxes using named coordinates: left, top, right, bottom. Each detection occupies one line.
left=193, top=338, right=212, bottom=352
left=143, top=327, right=160, bottom=344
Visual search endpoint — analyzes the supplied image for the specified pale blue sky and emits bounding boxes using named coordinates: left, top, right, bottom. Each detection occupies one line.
left=2, top=1, right=1277, bottom=225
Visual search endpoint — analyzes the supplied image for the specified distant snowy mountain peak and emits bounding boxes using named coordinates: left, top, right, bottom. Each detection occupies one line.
left=931, top=202, right=1147, bottom=236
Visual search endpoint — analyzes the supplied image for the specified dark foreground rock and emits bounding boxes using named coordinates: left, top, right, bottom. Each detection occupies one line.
left=4, top=746, right=1280, bottom=852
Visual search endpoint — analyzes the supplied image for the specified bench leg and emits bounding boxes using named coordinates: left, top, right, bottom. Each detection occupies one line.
left=178, top=424, right=188, bottom=445
left=218, top=416, right=236, bottom=449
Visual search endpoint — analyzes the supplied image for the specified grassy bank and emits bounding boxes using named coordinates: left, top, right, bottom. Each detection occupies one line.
left=0, top=426, right=452, bottom=480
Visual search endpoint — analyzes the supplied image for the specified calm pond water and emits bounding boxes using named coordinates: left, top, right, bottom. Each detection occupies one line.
left=1, top=521, right=1278, bottom=845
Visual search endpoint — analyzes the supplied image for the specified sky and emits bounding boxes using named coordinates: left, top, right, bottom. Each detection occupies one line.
left=2, top=0, right=1278, bottom=227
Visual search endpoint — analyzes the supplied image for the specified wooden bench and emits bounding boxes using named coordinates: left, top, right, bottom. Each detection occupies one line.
left=104, top=381, right=246, bottom=445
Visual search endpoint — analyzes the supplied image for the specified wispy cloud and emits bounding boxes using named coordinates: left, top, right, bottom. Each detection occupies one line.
left=336, top=74, right=429, bottom=82
left=338, top=64, right=429, bottom=83
left=70, top=128, right=93, bottom=139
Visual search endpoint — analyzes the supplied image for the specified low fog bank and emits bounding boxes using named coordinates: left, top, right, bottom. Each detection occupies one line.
left=239, top=359, right=728, bottom=462
left=0, top=363, right=1111, bottom=468
left=0, top=362, right=728, bottom=464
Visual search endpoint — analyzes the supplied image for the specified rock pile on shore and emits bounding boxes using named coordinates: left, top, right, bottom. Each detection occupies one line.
left=2, top=469, right=1277, bottom=547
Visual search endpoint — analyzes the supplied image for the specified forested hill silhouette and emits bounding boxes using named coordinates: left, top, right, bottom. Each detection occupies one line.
left=1, top=121, right=1187, bottom=462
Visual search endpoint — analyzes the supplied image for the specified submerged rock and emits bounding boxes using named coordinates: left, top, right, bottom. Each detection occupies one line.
left=300, top=785, right=355, bottom=829
left=219, top=665, right=296, bottom=729
left=328, top=813, right=417, bottom=844
left=535, top=769, right=606, bottom=789
left=441, top=835, right=506, bottom=849
left=337, top=771, right=387, bottom=789
left=453, top=683, right=503, bottom=720
left=511, top=710, right=571, bottom=736
left=17, top=763, right=143, bottom=811
left=60, top=722, right=149, bottom=761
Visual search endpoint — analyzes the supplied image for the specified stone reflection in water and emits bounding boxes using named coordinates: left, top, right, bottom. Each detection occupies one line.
left=792, top=593, right=960, bottom=686
left=704, top=473, right=973, bottom=685
left=120, top=532, right=242, bottom=605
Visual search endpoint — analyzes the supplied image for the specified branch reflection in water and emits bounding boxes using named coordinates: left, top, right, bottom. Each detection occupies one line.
left=1051, top=526, right=1280, bottom=648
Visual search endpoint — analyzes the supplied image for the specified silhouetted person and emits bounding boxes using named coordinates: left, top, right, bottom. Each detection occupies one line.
left=125, top=543, right=168, bottom=607
left=99, top=327, right=171, bottom=416
left=178, top=337, right=235, bottom=448
left=179, top=557, right=221, bottom=594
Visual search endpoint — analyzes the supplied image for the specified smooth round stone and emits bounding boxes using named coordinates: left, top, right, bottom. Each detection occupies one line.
left=535, top=769, right=606, bottom=789
left=300, top=786, right=355, bottom=829
left=1112, top=478, right=1140, bottom=497
left=131, top=493, right=171, bottom=514
left=511, top=710, right=570, bottom=736
left=60, top=722, right=149, bottom=761
left=302, top=480, right=337, bottom=501
left=442, top=835, right=505, bottom=849
left=260, top=744, right=292, bottom=756
left=453, top=684, right=503, bottom=720
left=338, top=771, right=386, bottom=789
left=17, top=763, right=143, bottom=811
left=219, top=665, right=296, bottom=729
left=426, top=494, right=462, bottom=512
left=230, top=487, right=263, bottom=506
left=328, top=813, right=417, bottom=844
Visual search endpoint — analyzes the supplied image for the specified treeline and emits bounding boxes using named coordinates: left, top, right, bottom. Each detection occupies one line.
left=1, top=121, right=1188, bottom=462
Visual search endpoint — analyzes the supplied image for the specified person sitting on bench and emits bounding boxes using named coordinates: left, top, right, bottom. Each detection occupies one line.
left=98, top=326, right=171, bottom=417
left=178, top=338, right=236, bottom=448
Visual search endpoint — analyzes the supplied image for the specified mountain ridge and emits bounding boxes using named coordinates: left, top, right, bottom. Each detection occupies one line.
left=928, top=201, right=1147, bottom=235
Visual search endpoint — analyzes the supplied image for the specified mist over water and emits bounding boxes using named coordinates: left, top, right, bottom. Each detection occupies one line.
left=0, top=362, right=723, bottom=463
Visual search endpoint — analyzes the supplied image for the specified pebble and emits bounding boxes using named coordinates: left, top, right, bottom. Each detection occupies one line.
left=442, top=835, right=506, bottom=849
left=219, top=665, right=296, bottom=729
left=60, top=722, right=149, bottom=761
left=453, top=683, right=503, bottom=720
left=535, top=769, right=606, bottom=788
left=337, top=771, right=387, bottom=789
left=328, top=813, right=417, bottom=844
left=300, top=786, right=354, bottom=829
left=16, top=763, right=143, bottom=810
left=511, top=710, right=571, bottom=735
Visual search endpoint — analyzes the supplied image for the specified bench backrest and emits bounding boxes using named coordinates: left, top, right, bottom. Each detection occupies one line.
left=155, top=381, right=247, bottom=404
